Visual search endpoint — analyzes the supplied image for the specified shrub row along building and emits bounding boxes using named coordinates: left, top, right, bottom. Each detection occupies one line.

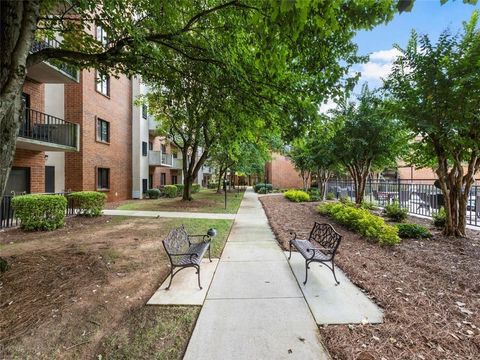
left=7, top=37, right=212, bottom=202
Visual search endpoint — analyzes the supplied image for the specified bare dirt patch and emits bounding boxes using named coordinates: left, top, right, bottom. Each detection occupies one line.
left=0, top=215, right=231, bottom=359
left=260, top=195, right=480, bottom=360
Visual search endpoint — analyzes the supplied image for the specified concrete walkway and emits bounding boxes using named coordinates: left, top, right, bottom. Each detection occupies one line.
left=184, top=188, right=329, bottom=360
left=102, top=209, right=235, bottom=220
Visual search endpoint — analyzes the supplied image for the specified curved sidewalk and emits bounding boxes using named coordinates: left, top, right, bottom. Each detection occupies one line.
left=183, top=188, right=329, bottom=359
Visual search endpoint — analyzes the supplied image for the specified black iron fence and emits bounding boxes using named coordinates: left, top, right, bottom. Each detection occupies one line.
left=325, top=179, right=480, bottom=228
left=19, top=108, right=78, bottom=148
left=0, top=193, right=78, bottom=229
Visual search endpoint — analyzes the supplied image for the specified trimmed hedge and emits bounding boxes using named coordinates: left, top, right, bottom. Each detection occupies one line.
left=284, top=190, right=310, bottom=202
left=318, top=202, right=400, bottom=245
left=254, top=183, right=272, bottom=193
left=146, top=188, right=161, bottom=199
left=384, top=201, right=408, bottom=222
left=396, top=223, right=432, bottom=239
left=69, top=191, right=106, bottom=217
left=12, top=194, right=67, bottom=231
left=192, top=184, right=201, bottom=193
left=163, top=185, right=178, bottom=198
left=175, top=184, right=184, bottom=195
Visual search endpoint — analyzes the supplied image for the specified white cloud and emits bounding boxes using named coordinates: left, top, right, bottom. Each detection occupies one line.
left=319, top=98, right=337, bottom=114
left=355, top=48, right=402, bottom=88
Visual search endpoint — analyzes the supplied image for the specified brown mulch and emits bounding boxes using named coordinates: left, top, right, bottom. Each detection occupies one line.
left=260, top=195, right=480, bottom=360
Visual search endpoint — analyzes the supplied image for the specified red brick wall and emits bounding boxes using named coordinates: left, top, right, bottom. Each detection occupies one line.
left=150, top=168, right=181, bottom=187
left=64, top=70, right=132, bottom=201
left=266, top=153, right=304, bottom=189
left=11, top=80, right=46, bottom=193
left=12, top=149, right=45, bottom=193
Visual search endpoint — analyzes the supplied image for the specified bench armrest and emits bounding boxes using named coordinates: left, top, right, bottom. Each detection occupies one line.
left=167, top=251, right=200, bottom=262
left=287, top=229, right=297, bottom=241
left=188, top=234, right=211, bottom=244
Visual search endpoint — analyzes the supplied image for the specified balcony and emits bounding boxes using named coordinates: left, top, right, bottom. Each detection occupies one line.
left=27, top=38, right=79, bottom=83
left=149, top=151, right=173, bottom=167
left=16, top=108, right=79, bottom=152
left=172, top=157, right=183, bottom=170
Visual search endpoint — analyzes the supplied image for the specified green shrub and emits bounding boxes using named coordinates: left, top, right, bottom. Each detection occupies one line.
left=384, top=201, right=408, bottom=222
left=175, top=184, right=184, bottom=195
left=69, top=191, right=107, bottom=217
left=12, top=194, right=67, bottom=231
left=163, top=185, right=178, bottom=198
left=192, top=184, right=201, bottom=193
left=326, top=192, right=335, bottom=200
left=207, top=181, right=217, bottom=189
left=254, top=183, right=272, bottom=193
left=396, top=223, right=432, bottom=239
left=360, top=201, right=376, bottom=210
left=317, top=202, right=400, bottom=245
left=146, top=188, right=161, bottom=199
left=284, top=189, right=310, bottom=202
left=339, top=196, right=353, bottom=205
left=433, top=207, right=447, bottom=228
left=257, top=186, right=268, bottom=194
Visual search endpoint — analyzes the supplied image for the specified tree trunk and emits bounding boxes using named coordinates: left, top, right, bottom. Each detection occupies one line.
left=183, top=176, right=193, bottom=201
left=0, top=1, right=40, bottom=200
left=217, top=168, right=224, bottom=193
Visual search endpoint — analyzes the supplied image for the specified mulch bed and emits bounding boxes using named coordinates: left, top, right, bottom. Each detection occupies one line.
left=260, top=195, right=480, bottom=360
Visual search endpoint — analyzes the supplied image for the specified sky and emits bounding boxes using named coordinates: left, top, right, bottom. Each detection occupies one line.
left=321, top=0, right=480, bottom=112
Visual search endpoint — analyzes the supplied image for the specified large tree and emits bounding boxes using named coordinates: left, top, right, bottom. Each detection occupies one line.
left=1, top=0, right=400, bottom=201
left=386, top=12, right=480, bottom=236
left=332, top=85, right=407, bottom=204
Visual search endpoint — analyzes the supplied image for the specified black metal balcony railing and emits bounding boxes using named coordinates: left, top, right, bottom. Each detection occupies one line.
left=31, top=38, right=79, bottom=80
left=19, top=108, right=77, bottom=148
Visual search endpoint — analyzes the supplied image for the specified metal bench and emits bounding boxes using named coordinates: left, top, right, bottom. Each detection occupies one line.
left=162, top=225, right=212, bottom=290
left=288, top=222, right=342, bottom=285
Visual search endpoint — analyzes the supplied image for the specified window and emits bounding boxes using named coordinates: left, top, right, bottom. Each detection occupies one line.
left=172, top=151, right=178, bottom=159
left=160, top=173, right=166, bottom=186
left=142, top=104, right=148, bottom=119
left=97, top=167, right=110, bottom=190
left=142, top=141, right=148, bottom=156
left=161, top=144, right=167, bottom=153
left=96, top=118, right=110, bottom=143
left=148, top=141, right=153, bottom=151
left=96, top=25, right=108, bottom=45
left=142, top=179, right=148, bottom=193
left=172, top=175, right=178, bottom=184
left=95, top=71, right=110, bottom=96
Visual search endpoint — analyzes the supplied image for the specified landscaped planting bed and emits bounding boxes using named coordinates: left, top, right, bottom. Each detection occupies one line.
left=260, top=195, right=480, bottom=360
left=0, top=216, right=232, bottom=359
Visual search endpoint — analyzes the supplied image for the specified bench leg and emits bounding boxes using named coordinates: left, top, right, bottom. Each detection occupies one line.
left=208, top=245, right=212, bottom=262
left=303, top=260, right=309, bottom=285
left=166, top=267, right=175, bottom=290
left=331, top=261, right=340, bottom=285
left=195, top=265, right=202, bottom=290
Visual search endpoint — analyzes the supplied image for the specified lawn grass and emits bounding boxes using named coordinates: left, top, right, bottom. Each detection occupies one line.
left=99, top=306, right=200, bottom=360
left=168, top=218, right=233, bottom=257
left=116, top=189, right=244, bottom=214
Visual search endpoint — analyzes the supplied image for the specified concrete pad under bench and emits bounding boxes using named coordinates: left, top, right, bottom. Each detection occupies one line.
left=208, top=260, right=303, bottom=299
left=183, top=298, right=330, bottom=360
left=286, top=252, right=383, bottom=325
left=147, top=259, right=219, bottom=306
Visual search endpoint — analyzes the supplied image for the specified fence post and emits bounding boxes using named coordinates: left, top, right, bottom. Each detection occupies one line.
left=335, top=178, right=338, bottom=199
left=369, top=177, right=372, bottom=202
left=397, top=178, right=401, bottom=206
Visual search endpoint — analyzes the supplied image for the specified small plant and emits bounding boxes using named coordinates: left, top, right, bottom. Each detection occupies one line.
left=396, top=223, right=432, bottom=239
left=69, top=191, right=107, bottom=217
left=175, top=184, right=184, bottom=195
left=339, top=196, right=353, bottom=205
left=254, top=183, right=272, bottom=193
left=326, top=192, right=335, bottom=200
left=192, top=184, right=201, bottom=193
left=257, top=186, right=268, bottom=194
left=163, top=185, right=178, bottom=198
left=12, top=194, right=67, bottom=231
left=433, top=207, right=447, bottom=228
left=318, top=202, right=400, bottom=245
left=284, top=189, right=310, bottom=202
left=361, top=201, right=376, bottom=210
left=146, top=188, right=161, bottom=199
left=384, top=201, right=408, bottom=222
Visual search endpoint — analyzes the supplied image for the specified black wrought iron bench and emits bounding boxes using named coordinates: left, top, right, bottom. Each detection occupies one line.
left=162, top=225, right=212, bottom=290
left=288, top=222, right=342, bottom=285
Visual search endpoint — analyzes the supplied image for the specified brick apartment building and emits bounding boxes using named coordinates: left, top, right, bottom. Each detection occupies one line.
left=7, top=38, right=212, bottom=202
